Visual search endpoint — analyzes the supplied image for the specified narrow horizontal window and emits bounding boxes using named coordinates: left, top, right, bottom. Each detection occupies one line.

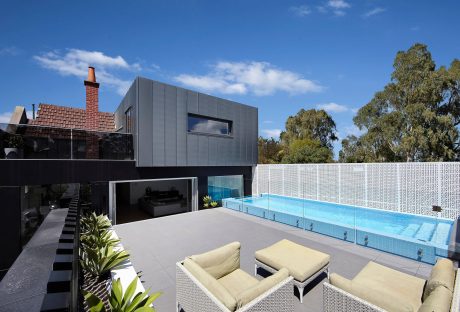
left=187, top=114, right=232, bottom=136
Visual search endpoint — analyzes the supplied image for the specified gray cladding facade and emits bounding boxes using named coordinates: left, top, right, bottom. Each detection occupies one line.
left=115, top=77, right=258, bottom=167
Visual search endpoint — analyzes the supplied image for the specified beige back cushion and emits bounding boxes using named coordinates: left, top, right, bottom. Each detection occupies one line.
left=235, top=268, right=289, bottom=309
left=418, top=285, right=453, bottom=312
left=423, top=258, right=455, bottom=301
left=330, top=273, right=415, bottom=312
left=190, top=242, right=241, bottom=279
left=183, top=258, right=237, bottom=311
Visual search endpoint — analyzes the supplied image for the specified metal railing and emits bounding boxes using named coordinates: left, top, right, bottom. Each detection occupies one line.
left=0, top=123, right=133, bottom=160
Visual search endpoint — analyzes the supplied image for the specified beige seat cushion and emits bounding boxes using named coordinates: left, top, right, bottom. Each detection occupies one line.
left=218, top=269, right=259, bottom=298
left=330, top=273, right=415, bottom=312
left=190, top=242, right=241, bottom=279
left=353, top=261, right=425, bottom=311
left=423, top=258, right=455, bottom=301
left=418, top=285, right=453, bottom=312
left=235, top=268, right=289, bottom=309
left=183, top=258, right=237, bottom=311
left=255, top=239, right=330, bottom=282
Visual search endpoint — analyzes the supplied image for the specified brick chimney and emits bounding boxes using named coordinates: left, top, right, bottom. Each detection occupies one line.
left=84, top=66, right=100, bottom=130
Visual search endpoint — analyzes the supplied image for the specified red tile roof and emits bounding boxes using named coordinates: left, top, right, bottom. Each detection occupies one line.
left=28, top=103, right=115, bottom=132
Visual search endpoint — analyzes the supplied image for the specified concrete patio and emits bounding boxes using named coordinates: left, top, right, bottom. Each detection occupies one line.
left=113, top=208, right=434, bottom=312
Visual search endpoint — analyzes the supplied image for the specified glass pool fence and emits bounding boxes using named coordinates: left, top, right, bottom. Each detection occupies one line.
left=222, top=193, right=454, bottom=265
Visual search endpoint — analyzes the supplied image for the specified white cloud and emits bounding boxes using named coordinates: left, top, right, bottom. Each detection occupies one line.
left=0, top=109, right=34, bottom=124
left=318, top=0, right=350, bottom=16
left=328, top=0, right=350, bottom=9
left=262, top=129, right=282, bottom=139
left=0, top=46, right=22, bottom=56
left=34, top=49, right=140, bottom=95
left=344, top=125, right=365, bottom=137
left=316, top=102, right=348, bottom=113
left=362, top=7, right=386, bottom=18
left=0, top=112, right=12, bottom=123
left=175, top=61, right=322, bottom=96
left=290, top=5, right=311, bottom=17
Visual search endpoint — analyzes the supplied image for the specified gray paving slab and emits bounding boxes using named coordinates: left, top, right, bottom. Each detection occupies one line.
left=114, top=208, right=432, bottom=312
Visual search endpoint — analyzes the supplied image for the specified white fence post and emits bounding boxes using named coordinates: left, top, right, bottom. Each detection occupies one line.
left=437, top=162, right=442, bottom=207
left=316, top=164, right=320, bottom=201
left=364, top=164, right=368, bottom=207
left=397, top=163, right=401, bottom=212
left=338, top=164, right=341, bottom=204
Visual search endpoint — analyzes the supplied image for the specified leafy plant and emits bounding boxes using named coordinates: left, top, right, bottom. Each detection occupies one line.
left=84, top=277, right=161, bottom=312
left=202, top=195, right=212, bottom=208
left=81, top=212, right=112, bottom=236
left=81, top=246, right=130, bottom=277
left=81, top=229, right=120, bottom=250
left=210, top=201, right=218, bottom=208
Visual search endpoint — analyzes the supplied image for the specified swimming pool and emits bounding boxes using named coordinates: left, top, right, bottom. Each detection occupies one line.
left=222, top=194, right=454, bottom=264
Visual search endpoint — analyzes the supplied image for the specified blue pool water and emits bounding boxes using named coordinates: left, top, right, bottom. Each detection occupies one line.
left=222, top=194, right=454, bottom=264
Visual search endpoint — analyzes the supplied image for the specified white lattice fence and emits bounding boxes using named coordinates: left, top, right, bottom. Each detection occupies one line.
left=252, top=163, right=460, bottom=219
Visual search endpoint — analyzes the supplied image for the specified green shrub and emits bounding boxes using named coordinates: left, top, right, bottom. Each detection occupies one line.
left=210, top=201, right=218, bottom=208
left=84, top=277, right=161, bottom=312
left=203, top=195, right=212, bottom=208
left=81, top=230, right=120, bottom=250
left=81, top=212, right=111, bottom=236
left=81, top=246, right=130, bottom=277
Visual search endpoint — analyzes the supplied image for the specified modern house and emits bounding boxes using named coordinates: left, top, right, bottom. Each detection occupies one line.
left=0, top=67, right=258, bottom=276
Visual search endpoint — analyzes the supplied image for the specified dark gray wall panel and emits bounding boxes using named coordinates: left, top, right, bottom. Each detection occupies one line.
left=130, top=81, right=138, bottom=162
left=208, top=137, right=218, bottom=166
left=199, top=93, right=217, bottom=117
left=198, top=135, right=209, bottom=166
left=245, top=106, right=250, bottom=162
left=137, top=78, right=153, bottom=166
left=198, top=93, right=209, bottom=116
left=239, top=106, right=246, bottom=163
left=187, top=134, right=199, bottom=166
left=176, top=88, right=187, bottom=166
left=187, top=90, right=198, bottom=114
left=152, top=82, right=165, bottom=166
left=233, top=105, right=241, bottom=165
left=164, top=85, right=177, bottom=166
left=116, top=78, right=258, bottom=167
left=219, top=101, right=233, bottom=120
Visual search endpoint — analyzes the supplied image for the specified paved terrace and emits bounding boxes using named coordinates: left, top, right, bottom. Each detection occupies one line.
left=114, top=208, right=434, bottom=312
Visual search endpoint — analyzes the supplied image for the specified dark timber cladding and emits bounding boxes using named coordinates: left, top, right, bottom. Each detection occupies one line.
left=115, top=77, right=258, bottom=167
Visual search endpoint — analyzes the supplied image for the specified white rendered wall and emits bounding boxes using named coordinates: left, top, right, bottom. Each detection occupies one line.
left=252, top=163, right=460, bottom=219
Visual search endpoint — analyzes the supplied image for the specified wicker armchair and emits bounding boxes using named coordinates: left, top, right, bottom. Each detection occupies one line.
left=323, top=259, right=460, bottom=312
left=176, top=242, right=294, bottom=312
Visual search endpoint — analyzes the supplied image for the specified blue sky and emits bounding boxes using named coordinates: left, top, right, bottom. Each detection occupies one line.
left=1, top=0, right=459, bottom=157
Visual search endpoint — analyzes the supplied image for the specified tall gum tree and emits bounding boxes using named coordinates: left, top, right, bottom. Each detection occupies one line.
left=341, top=43, right=460, bottom=162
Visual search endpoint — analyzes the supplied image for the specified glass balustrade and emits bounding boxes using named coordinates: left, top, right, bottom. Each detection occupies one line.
left=0, top=123, right=134, bottom=160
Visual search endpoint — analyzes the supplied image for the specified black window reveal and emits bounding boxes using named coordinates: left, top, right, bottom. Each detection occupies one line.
left=187, top=114, right=232, bottom=136
left=125, top=107, right=133, bottom=134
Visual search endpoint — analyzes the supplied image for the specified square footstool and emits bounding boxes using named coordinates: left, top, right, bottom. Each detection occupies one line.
left=255, top=239, right=330, bottom=303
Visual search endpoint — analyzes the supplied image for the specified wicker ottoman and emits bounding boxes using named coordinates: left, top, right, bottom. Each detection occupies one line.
left=255, top=239, right=330, bottom=303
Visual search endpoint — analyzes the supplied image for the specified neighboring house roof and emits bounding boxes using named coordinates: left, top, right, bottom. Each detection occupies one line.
left=28, top=103, right=115, bottom=132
